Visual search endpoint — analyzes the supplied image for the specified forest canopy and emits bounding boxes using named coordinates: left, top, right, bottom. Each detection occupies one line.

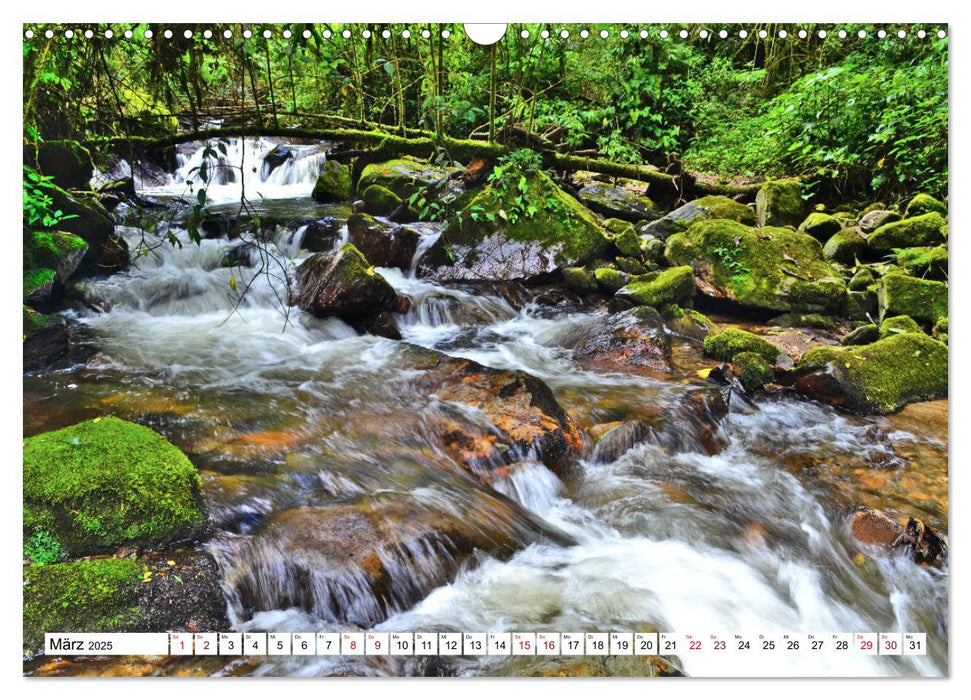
left=23, top=23, right=948, bottom=200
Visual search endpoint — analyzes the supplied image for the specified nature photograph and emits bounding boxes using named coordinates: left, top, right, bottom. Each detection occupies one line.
left=21, top=22, right=948, bottom=677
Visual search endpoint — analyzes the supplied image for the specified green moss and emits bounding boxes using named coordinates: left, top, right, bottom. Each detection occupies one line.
left=665, top=219, right=845, bottom=313
left=312, top=161, right=353, bottom=202
left=934, top=316, right=948, bottom=336
left=703, top=327, right=780, bottom=363
left=603, top=218, right=636, bottom=236
left=755, top=179, right=805, bottom=228
left=848, top=267, right=876, bottom=291
left=562, top=266, right=597, bottom=294
left=798, top=212, right=842, bottom=241
left=357, top=157, right=456, bottom=200
left=879, top=315, right=923, bottom=339
left=361, top=184, right=402, bottom=216
left=640, top=236, right=665, bottom=264
left=797, top=333, right=947, bottom=414
left=877, top=272, right=948, bottom=325
left=616, top=266, right=694, bottom=307
left=823, top=229, right=868, bottom=265
left=24, top=268, right=55, bottom=300
left=894, top=246, right=948, bottom=280
left=842, top=324, right=879, bottom=346
left=692, top=196, right=757, bottom=225
left=733, top=351, right=774, bottom=392
left=444, top=166, right=608, bottom=267
left=23, top=417, right=205, bottom=560
left=613, top=227, right=643, bottom=258
left=593, top=267, right=629, bottom=294
left=769, top=313, right=839, bottom=330
left=23, top=559, right=142, bottom=654
left=868, top=213, right=946, bottom=254
left=615, top=257, right=648, bottom=275
left=904, top=193, right=947, bottom=218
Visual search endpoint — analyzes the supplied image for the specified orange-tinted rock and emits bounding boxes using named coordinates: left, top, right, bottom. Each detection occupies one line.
left=569, top=307, right=673, bottom=375
left=850, top=508, right=901, bottom=546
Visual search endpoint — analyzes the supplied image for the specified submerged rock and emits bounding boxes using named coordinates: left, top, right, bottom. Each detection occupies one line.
left=292, top=244, right=397, bottom=321
left=792, top=333, right=947, bottom=414
left=23, top=417, right=206, bottom=560
left=665, top=219, right=846, bottom=314
left=640, top=195, right=755, bottom=240
left=569, top=307, right=673, bottom=374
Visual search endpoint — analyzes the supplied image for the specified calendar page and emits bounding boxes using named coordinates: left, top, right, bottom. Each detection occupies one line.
left=21, top=19, right=949, bottom=680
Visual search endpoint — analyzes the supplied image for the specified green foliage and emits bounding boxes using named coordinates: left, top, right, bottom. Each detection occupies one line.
left=23, top=167, right=77, bottom=229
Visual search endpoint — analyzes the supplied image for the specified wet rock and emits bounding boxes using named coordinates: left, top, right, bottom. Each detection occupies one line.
left=823, top=229, right=868, bottom=265
left=894, top=246, right=948, bottom=281
left=663, top=306, right=717, bottom=343
left=562, top=266, right=598, bottom=294
left=755, top=179, right=805, bottom=228
left=850, top=507, right=901, bottom=546
left=292, top=244, right=397, bottom=321
left=23, top=308, right=95, bottom=371
left=301, top=216, right=342, bottom=252
left=423, top=167, right=609, bottom=282
left=351, top=310, right=402, bottom=340
left=904, top=193, right=947, bottom=218
left=703, top=328, right=779, bottom=363
left=791, top=333, right=947, bottom=414
left=616, top=266, right=694, bottom=308
left=868, top=213, right=946, bottom=255
left=220, top=242, right=258, bottom=268
left=640, top=195, right=755, bottom=241
left=859, top=209, right=901, bottom=234
left=311, top=160, right=353, bottom=202
left=260, top=144, right=293, bottom=178
left=47, top=183, right=129, bottom=277
left=877, top=272, right=947, bottom=325
left=347, top=213, right=421, bottom=270
left=665, top=219, right=846, bottom=314
left=569, top=307, right=673, bottom=374
left=841, top=324, right=879, bottom=346
left=593, top=267, right=630, bottom=294
left=577, top=181, right=657, bottom=221
left=798, top=212, right=842, bottom=241
left=593, top=388, right=729, bottom=461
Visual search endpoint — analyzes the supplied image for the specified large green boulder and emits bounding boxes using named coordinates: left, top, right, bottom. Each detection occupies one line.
left=732, top=351, right=774, bottom=392
left=904, top=193, right=947, bottom=218
left=361, top=184, right=403, bottom=217
left=312, top=160, right=353, bottom=202
left=665, top=219, right=846, bottom=313
left=823, top=229, right=868, bottom=265
left=877, top=272, right=948, bottom=324
left=25, top=230, right=89, bottom=285
left=23, top=417, right=206, bottom=561
left=793, top=333, right=947, bottom=414
left=867, top=213, right=946, bottom=255
left=46, top=183, right=129, bottom=277
left=894, top=246, right=948, bottom=281
left=23, top=268, right=56, bottom=307
left=293, top=243, right=397, bottom=320
left=798, top=212, right=842, bottom=241
left=357, top=157, right=458, bottom=200
left=594, top=267, right=630, bottom=294
left=616, top=266, right=694, bottom=307
left=755, top=179, right=805, bottom=228
left=424, top=167, right=609, bottom=281
left=562, top=267, right=598, bottom=294
left=25, top=140, right=94, bottom=190
left=640, top=195, right=755, bottom=240
left=703, top=328, right=780, bottom=363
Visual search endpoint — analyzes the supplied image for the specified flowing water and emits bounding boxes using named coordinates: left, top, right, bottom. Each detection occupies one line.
left=24, top=140, right=948, bottom=678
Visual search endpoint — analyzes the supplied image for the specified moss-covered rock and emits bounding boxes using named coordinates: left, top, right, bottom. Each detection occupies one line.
left=665, top=219, right=846, bottom=313
left=841, top=323, right=879, bottom=346
left=311, top=160, right=353, bottom=202
left=868, top=213, right=947, bottom=254
left=663, top=306, right=717, bottom=342
left=615, top=256, right=649, bottom=275
left=848, top=267, right=876, bottom=291
left=640, top=235, right=665, bottom=264
left=26, top=140, right=94, bottom=190
left=613, top=226, right=643, bottom=258
left=361, top=184, right=403, bottom=217
left=755, top=179, right=805, bottom=228
left=798, top=212, right=842, bottom=241
left=562, top=266, right=598, bottom=294
left=732, top=351, right=774, bottom=392
left=934, top=316, right=948, bottom=337
left=46, top=183, right=129, bottom=277
left=23, top=559, right=141, bottom=655
left=293, top=243, right=397, bottom=319
left=426, top=166, right=609, bottom=281
left=577, top=182, right=657, bottom=221
left=25, top=230, right=89, bottom=285
left=823, top=229, right=868, bottom=265
left=24, top=268, right=56, bottom=306
left=877, top=272, right=948, bottom=324
left=793, top=333, right=947, bottom=414
left=640, top=195, right=755, bottom=240
left=616, top=266, right=694, bottom=308
left=904, top=193, right=947, bottom=218
left=894, top=246, right=948, bottom=281
left=844, top=290, right=878, bottom=321
left=703, top=327, right=780, bottom=363
left=346, top=213, right=419, bottom=269
left=879, top=315, right=923, bottom=339
left=357, top=157, right=457, bottom=201
left=603, top=218, right=637, bottom=236
left=768, top=313, right=839, bottom=331
left=593, top=267, right=630, bottom=294
left=23, top=417, right=206, bottom=560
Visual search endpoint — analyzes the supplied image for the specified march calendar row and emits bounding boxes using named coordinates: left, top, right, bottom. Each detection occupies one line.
left=46, top=632, right=927, bottom=657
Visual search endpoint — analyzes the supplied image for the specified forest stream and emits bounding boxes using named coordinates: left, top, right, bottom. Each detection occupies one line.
left=23, top=139, right=948, bottom=678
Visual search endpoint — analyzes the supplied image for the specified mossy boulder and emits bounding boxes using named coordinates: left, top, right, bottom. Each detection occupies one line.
left=640, top=195, right=755, bottom=240
left=755, top=179, right=805, bottom=228
left=24, top=268, right=56, bottom=307
left=577, top=182, right=657, bottom=221
left=357, top=157, right=457, bottom=201
left=663, top=306, right=717, bottom=342
left=425, top=167, right=609, bottom=281
left=311, top=160, right=353, bottom=202
left=823, top=229, right=868, bottom=265
left=293, top=243, right=397, bottom=319
left=23, top=417, right=206, bottom=560
left=603, top=218, right=636, bottom=236
left=842, top=324, right=879, bottom=346
left=848, top=267, right=876, bottom=291
left=894, top=246, right=948, bottom=281
left=615, top=256, right=648, bottom=275
left=26, top=140, right=94, bottom=190
left=877, top=273, right=948, bottom=325
left=665, top=219, right=846, bottom=313
left=934, top=316, right=948, bottom=337
left=616, top=266, right=694, bottom=307
left=798, top=212, right=842, bottom=241
left=613, top=226, right=643, bottom=258
left=25, top=230, right=89, bottom=284
left=361, top=184, right=403, bottom=217
left=703, top=327, right=780, bottom=363
left=793, top=333, right=947, bottom=414
left=593, top=267, right=630, bottom=294
left=904, top=193, right=947, bottom=218
left=732, top=351, right=774, bottom=392
left=879, top=315, right=923, bottom=339
left=23, top=559, right=141, bottom=654
left=640, top=235, right=665, bottom=264
left=562, top=266, right=598, bottom=294
left=867, top=213, right=946, bottom=255
left=46, top=183, right=129, bottom=277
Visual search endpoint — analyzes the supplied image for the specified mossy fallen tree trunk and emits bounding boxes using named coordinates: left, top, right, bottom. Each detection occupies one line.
left=56, top=124, right=760, bottom=199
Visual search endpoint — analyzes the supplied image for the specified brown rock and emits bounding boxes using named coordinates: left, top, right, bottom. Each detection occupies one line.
left=850, top=508, right=901, bottom=547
